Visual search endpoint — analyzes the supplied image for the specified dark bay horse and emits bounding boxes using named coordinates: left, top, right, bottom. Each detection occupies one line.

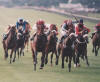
left=14, top=29, right=25, bottom=61
left=61, top=33, right=76, bottom=72
left=3, top=25, right=17, bottom=64
left=31, top=25, right=47, bottom=71
left=57, top=28, right=75, bottom=64
left=92, top=32, right=100, bottom=56
left=45, top=30, right=58, bottom=66
left=75, top=33, right=89, bottom=67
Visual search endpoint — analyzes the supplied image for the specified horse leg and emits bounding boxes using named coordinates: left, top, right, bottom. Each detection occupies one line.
left=85, top=50, right=89, bottom=66
left=27, top=41, right=29, bottom=52
left=32, top=49, right=37, bottom=71
left=40, top=51, right=45, bottom=69
left=22, top=47, right=25, bottom=56
left=94, top=46, right=97, bottom=56
left=73, top=52, right=76, bottom=67
left=17, top=49, right=20, bottom=59
left=45, top=52, right=48, bottom=65
left=13, top=50, right=16, bottom=62
left=20, top=49, right=22, bottom=57
left=68, top=56, right=72, bottom=72
left=92, top=45, right=95, bottom=53
left=50, top=52, right=53, bottom=66
left=76, top=53, right=80, bottom=67
left=5, top=49, right=8, bottom=60
left=55, top=50, right=59, bottom=65
left=66, top=56, right=68, bottom=63
left=96, top=46, right=99, bottom=56
left=10, top=49, right=14, bottom=64
left=62, top=55, right=65, bottom=69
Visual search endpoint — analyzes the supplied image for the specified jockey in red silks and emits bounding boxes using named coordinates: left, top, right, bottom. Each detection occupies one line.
left=30, top=19, right=46, bottom=41
left=75, top=19, right=90, bottom=43
left=92, top=23, right=100, bottom=38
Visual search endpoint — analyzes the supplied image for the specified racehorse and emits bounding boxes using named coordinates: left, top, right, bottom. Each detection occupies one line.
left=57, top=28, right=75, bottom=65
left=3, top=25, right=17, bottom=64
left=61, top=33, right=76, bottom=72
left=31, top=24, right=47, bottom=71
left=75, top=30, right=89, bottom=67
left=24, top=22, right=31, bottom=52
left=45, top=30, right=58, bottom=66
left=14, top=29, right=25, bottom=61
left=92, top=32, right=100, bottom=56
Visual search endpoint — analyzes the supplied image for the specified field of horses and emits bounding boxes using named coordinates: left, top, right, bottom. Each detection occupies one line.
left=0, top=8, right=100, bottom=82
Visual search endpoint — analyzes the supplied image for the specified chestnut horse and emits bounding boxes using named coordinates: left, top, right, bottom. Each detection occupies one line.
left=31, top=25, right=47, bottom=71
left=24, top=22, right=31, bottom=52
left=3, top=25, right=17, bottom=64
left=45, top=30, right=58, bottom=66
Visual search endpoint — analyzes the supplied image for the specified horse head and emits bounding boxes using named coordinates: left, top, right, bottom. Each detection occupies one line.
left=69, top=33, right=76, bottom=41
left=37, top=24, right=45, bottom=34
left=10, top=25, right=16, bottom=33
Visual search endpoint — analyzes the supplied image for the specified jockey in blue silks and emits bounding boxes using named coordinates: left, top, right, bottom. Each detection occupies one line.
left=16, top=18, right=27, bottom=33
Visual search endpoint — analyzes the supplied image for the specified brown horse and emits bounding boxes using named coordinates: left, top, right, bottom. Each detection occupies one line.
left=92, top=32, right=100, bottom=56
left=75, top=33, right=89, bottom=67
left=61, top=33, right=76, bottom=72
left=45, top=30, right=58, bottom=66
left=3, top=25, right=17, bottom=64
left=31, top=25, right=47, bottom=71
left=24, top=22, right=31, bottom=52
left=57, top=28, right=75, bottom=64
left=14, top=29, right=25, bottom=60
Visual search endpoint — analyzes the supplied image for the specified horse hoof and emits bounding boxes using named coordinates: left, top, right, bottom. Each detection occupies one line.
left=77, top=64, right=80, bottom=67
left=62, top=66, right=64, bottom=69
left=69, top=70, right=71, bottom=72
left=13, top=60, right=15, bottom=62
left=74, top=64, right=77, bottom=68
left=40, top=67, right=43, bottom=69
left=55, top=62, right=58, bottom=65
left=87, top=63, right=90, bottom=67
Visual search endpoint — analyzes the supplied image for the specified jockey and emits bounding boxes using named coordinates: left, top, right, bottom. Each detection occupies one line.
left=30, top=19, right=46, bottom=41
left=60, top=19, right=75, bottom=43
left=75, top=21, right=90, bottom=43
left=46, top=24, right=58, bottom=35
left=16, top=18, right=27, bottom=33
left=92, top=23, right=100, bottom=38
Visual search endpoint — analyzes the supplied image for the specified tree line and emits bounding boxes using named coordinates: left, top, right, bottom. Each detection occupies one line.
left=0, top=0, right=100, bottom=9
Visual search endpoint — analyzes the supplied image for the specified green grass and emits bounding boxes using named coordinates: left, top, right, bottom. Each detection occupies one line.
left=0, top=8, right=100, bottom=82
left=88, top=13, right=100, bottom=18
